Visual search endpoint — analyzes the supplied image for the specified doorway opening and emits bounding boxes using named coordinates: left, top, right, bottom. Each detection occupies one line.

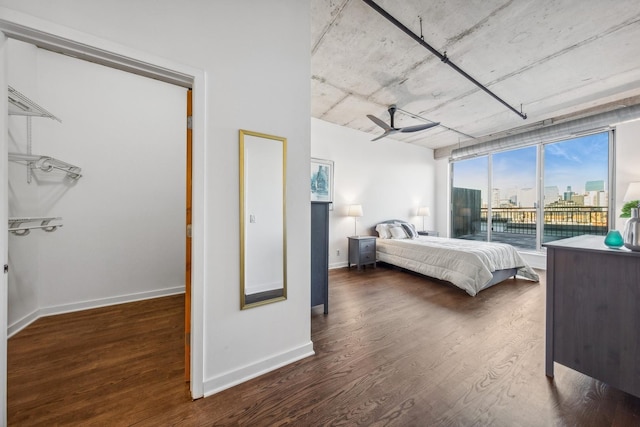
left=0, top=14, right=206, bottom=413
left=5, top=37, right=191, bottom=413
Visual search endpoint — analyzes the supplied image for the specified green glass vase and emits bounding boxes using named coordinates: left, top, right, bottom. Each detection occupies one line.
left=604, top=230, right=624, bottom=248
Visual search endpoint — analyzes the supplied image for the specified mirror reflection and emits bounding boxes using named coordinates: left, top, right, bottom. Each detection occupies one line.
left=239, top=129, right=287, bottom=309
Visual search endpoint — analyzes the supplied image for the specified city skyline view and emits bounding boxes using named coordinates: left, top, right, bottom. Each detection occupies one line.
left=453, top=132, right=609, bottom=207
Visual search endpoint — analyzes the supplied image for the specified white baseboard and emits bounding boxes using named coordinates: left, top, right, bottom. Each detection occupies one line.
left=7, top=308, right=39, bottom=338
left=203, top=341, right=315, bottom=397
left=329, top=261, right=348, bottom=269
left=8, top=286, right=185, bottom=338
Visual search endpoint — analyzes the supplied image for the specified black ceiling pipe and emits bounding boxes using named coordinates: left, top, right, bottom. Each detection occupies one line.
left=361, top=0, right=527, bottom=120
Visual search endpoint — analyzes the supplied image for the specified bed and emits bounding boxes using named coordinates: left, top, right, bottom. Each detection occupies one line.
left=373, top=220, right=539, bottom=296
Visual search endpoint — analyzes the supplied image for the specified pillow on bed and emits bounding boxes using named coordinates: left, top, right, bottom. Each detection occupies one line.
left=375, top=223, right=392, bottom=239
left=401, top=223, right=419, bottom=239
left=389, top=225, right=408, bottom=239
left=392, top=221, right=418, bottom=238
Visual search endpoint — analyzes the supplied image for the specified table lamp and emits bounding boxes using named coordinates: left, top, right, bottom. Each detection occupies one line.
left=347, top=204, right=363, bottom=236
left=417, top=206, right=430, bottom=232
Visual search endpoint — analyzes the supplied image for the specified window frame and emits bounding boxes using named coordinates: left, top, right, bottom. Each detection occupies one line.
left=449, top=129, right=615, bottom=252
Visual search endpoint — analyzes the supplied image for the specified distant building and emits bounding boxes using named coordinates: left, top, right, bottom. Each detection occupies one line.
left=492, top=188, right=500, bottom=207
left=584, top=190, right=608, bottom=207
left=571, top=194, right=585, bottom=205
left=519, top=187, right=536, bottom=207
left=505, top=187, right=518, bottom=206
left=585, top=180, right=605, bottom=192
left=563, top=185, right=574, bottom=202
left=544, top=186, right=560, bottom=206
left=547, top=199, right=578, bottom=207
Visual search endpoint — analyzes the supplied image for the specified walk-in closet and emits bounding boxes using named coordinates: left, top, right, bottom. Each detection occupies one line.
left=6, top=38, right=186, bottom=337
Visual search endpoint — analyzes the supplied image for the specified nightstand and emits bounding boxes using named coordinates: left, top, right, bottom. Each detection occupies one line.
left=418, top=230, right=439, bottom=236
left=348, top=236, right=376, bottom=270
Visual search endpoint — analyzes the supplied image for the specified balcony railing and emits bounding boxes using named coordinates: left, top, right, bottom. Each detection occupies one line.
left=453, top=206, right=608, bottom=249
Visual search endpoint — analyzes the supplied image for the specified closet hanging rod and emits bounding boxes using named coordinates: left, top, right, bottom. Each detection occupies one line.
left=9, top=224, right=63, bottom=235
left=8, top=152, right=82, bottom=180
left=8, top=217, right=63, bottom=236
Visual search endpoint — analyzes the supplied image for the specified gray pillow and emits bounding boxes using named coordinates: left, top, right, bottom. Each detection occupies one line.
left=401, top=223, right=418, bottom=239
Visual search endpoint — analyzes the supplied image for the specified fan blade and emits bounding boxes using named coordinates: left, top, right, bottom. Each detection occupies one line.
left=399, top=122, right=440, bottom=133
left=367, top=114, right=392, bottom=131
left=371, top=129, right=399, bottom=141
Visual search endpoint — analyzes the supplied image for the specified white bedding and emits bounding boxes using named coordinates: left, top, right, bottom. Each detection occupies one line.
left=376, top=236, right=539, bottom=296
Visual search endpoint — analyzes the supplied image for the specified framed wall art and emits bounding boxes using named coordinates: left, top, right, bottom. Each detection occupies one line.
left=310, top=158, right=334, bottom=203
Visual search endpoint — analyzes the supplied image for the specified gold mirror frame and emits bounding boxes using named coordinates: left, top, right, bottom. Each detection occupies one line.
left=239, top=129, right=287, bottom=309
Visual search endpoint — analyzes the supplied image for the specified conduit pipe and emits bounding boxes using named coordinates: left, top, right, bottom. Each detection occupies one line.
left=361, top=0, right=527, bottom=120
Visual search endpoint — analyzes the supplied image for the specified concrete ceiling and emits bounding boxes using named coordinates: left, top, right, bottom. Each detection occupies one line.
left=311, top=0, right=640, bottom=154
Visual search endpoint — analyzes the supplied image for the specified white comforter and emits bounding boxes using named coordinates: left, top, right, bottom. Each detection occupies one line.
left=376, top=236, right=539, bottom=296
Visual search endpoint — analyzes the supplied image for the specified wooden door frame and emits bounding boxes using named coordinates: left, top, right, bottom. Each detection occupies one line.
left=0, top=8, right=207, bottom=411
left=185, top=89, right=192, bottom=381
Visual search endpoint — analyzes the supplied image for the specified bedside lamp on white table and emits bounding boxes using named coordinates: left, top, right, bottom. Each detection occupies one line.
left=417, top=206, right=430, bottom=232
left=347, top=204, right=363, bottom=237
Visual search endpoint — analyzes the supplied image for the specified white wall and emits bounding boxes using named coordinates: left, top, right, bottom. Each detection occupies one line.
left=0, top=0, right=313, bottom=397
left=7, top=39, right=186, bottom=334
left=311, top=118, right=436, bottom=268
left=6, top=40, right=40, bottom=334
left=615, top=120, right=640, bottom=231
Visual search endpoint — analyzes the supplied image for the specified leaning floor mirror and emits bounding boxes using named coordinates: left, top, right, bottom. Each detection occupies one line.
left=239, top=129, right=287, bottom=309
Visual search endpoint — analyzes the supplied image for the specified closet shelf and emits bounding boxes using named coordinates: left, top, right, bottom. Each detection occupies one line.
left=8, top=217, right=63, bottom=236
left=8, top=85, right=61, bottom=122
left=9, top=152, right=82, bottom=180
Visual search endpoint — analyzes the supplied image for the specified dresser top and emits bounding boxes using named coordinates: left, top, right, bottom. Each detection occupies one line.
left=543, top=234, right=640, bottom=257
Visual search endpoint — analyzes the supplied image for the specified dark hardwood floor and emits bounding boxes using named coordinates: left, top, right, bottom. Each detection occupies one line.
left=8, top=267, right=640, bottom=426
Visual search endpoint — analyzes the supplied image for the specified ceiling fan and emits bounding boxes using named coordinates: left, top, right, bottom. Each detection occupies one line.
left=367, top=105, right=440, bottom=141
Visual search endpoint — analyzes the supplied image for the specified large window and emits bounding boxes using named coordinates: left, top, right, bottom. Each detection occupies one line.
left=451, top=132, right=611, bottom=251
left=542, top=133, right=610, bottom=244
left=451, top=156, right=488, bottom=241
left=491, top=146, right=538, bottom=250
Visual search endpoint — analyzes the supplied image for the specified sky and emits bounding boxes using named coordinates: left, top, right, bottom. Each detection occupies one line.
left=543, top=132, right=608, bottom=194
left=453, top=132, right=609, bottom=197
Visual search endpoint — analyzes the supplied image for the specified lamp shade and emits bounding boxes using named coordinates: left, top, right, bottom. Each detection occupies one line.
left=417, top=206, right=430, bottom=217
left=347, top=204, right=363, bottom=217
left=624, top=182, right=640, bottom=201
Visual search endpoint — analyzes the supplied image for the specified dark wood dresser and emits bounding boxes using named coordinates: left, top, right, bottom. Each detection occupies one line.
left=311, top=202, right=330, bottom=314
left=544, top=235, right=640, bottom=398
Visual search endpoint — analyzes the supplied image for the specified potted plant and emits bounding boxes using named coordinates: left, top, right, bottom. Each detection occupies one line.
left=620, top=200, right=640, bottom=218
